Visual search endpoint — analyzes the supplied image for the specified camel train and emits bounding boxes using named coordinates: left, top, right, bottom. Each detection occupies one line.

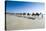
left=16, top=12, right=43, bottom=20
left=16, top=12, right=43, bottom=17
left=23, top=12, right=42, bottom=16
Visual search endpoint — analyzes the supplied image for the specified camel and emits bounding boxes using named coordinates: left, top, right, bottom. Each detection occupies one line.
left=32, top=13, right=41, bottom=16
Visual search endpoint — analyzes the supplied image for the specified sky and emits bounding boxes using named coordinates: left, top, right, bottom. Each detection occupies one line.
left=6, top=1, right=44, bottom=13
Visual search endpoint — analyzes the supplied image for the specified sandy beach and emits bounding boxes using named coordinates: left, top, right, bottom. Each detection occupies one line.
left=6, top=14, right=45, bottom=30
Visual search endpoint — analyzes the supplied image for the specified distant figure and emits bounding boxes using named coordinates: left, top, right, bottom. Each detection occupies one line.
left=40, top=13, right=43, bottom=18
left=42, top=14, right=43, bottom=18
left=32, top=13, right=35, bottom=16
left=27, top=13, right=30, bottom=16
left=36, top=13, right=40, bottom=16
left=23, top=13, right=26, bottom=15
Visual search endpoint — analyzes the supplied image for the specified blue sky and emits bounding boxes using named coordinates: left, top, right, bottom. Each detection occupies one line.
left=6, top=1, right=44, bottom=13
